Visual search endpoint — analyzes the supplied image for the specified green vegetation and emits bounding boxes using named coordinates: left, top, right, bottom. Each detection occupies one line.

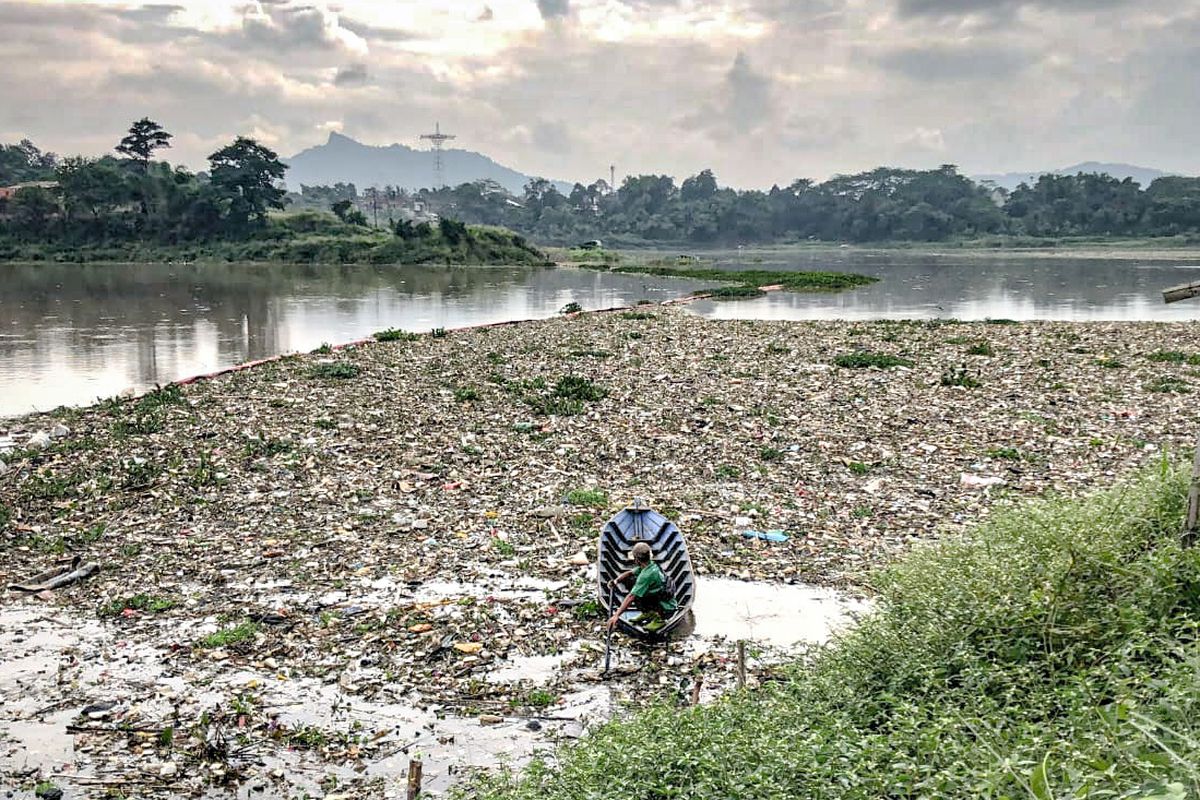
left=613, top=266, right=876, bottom=295
left=1146, top=376, right=1191, bottom=394
left=1148, top=350, right=1200, bottom=365
left=759, top=446, right=784, bottom=462
left=560, top=302, right=584, bottom=314
left=567, top=488, right=609, bottom=507
left=454, top=385, right=481, bottom=402
left=374, top=327, right=420, bottom=342
left=198, top=621, right=259, bottom=649
left=309, top=362, right=360, bottom=380
left=986, top=446, right=1022, bottom=460
left=0, top=126, right=545, bottom=266
left=966, top=341, right=995, bottom=356
left=100, top=593, right=177, bottom=617
left=833, top=352, right=914, bottom=369
left=620, top=310, right=656, bottom=321
left=1095, top=356, right=1125, bottom=369
left=553, top=376, right=607, bottom=403
left=373, top=164, right=1200, bottom=245
left=466, top=465, right=1200, bottom=800
left=848, top=461, right=871, bottom=475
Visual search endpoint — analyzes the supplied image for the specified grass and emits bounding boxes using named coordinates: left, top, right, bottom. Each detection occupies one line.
left=309, top=362, right=360, bottom=380
left=374, top=327, right=419, bottom=342
left=0, top=502, right=10, bottom=530
left=1146, top=376, right=1191, bottom=394
left=986, top=446, right=1022, bottom=460
left=198, top=621, right=260, bottom=649
left=848, top=461, right=870, bottom=475
left=759, top=446, right=784, bottom=462
left=621, top=311, right=656, bottom=321
left=1147, top=350, right=1200, bottom=365
left=463, top=463, right=1200, bottom=800
left=100, top=593, right=177, bottom=617
left=966, top=341, right=995, bottom=356
left=454, top=385, right=481, bottom=402
left=612, top=266, right=877, bottom=295
left=1095, top=357, right=1125, bottom=369
left=553, top=376, right=607, bottom=402
left=567, top=488, right=609, bottom=507
left=833, top=352, right=914, bottom=370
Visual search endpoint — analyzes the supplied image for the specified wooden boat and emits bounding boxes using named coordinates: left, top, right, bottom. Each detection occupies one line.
left=597, top=500, right=696, bottom=640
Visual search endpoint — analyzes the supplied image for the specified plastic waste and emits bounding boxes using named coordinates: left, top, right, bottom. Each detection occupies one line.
left=741, top=530, right=790, bottom=543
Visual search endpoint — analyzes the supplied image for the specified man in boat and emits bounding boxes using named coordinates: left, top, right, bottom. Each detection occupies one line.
left=606, top=542, right=678, bottom=633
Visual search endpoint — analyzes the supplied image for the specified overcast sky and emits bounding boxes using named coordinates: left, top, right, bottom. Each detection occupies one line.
left=1, top=0, right=1197, bottom=188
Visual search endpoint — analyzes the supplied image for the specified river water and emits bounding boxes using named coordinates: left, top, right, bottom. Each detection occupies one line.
left=2, top=251, right=1200, bottom=417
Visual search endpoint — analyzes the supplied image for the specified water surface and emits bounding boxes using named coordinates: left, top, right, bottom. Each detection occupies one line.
left=4, top=251, right=1200, bottom=418
left=0, top=262, right=703, bottom=417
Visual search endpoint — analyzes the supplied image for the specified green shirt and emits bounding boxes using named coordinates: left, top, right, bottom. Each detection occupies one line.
left=632, top=563, right=678, bottom=614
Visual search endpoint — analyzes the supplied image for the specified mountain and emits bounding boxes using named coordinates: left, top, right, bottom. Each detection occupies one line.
left=284, top=132, right=572, bottom=195
left=974, top=162, right=1175, bottom=191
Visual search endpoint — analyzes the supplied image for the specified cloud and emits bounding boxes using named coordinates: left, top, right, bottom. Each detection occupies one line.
left=876, top=41, right=1033, bottom=82
left=536, top=0, right=570, bottom=20
left=333, top=63, right=369, bottom=87
left=679, top=52, right=775, bottom=141
left=894, top=0, right=1134, bottom=19
left=240, top=1, right=368, bottom=56
left=2, top=0, right=1199, bottom=188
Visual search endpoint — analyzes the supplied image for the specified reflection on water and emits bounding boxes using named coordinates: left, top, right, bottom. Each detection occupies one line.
left=688, top=250, right=1200, bottom=322
left=4, top=252, right=1200, bottom=417
left=0, top=262, right=703, bottom=417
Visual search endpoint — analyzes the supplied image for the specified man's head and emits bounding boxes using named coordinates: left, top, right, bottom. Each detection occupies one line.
left=631, top=542, right=652, bottom=565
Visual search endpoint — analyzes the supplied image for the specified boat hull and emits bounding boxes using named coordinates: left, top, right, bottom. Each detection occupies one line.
left=596, top=503, right=696, bottom=640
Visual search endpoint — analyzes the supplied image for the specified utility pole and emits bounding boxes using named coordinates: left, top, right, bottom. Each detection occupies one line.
left=420, top=123, right=457, bottom=189
left=1162, top=280, right=1200, bottom=546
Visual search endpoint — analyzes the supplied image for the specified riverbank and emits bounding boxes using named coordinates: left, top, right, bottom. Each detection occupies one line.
left=0, top=214, right=548, bottom=266
left=3, top=310, right=1200, bottom=795
left=470, top=466, right=1200, bottom=800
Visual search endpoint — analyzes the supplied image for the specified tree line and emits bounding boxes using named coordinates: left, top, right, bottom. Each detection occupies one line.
left=6, top=124, right=1200, bottom=247
left=415, top=166, right=1200, bottom=245
left=0, top=120, right=288, bottom=244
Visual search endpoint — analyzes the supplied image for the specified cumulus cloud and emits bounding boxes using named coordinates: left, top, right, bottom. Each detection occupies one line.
left=240, top=1, right=368, bottom=56
left=1, top=0, right=1198, bottom=188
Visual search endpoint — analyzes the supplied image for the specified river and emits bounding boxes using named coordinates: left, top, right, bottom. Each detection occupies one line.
left=2, top=250, right=1199, bottom=417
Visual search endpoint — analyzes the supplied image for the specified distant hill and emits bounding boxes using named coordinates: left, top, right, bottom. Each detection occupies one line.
left=284, top=132, right=572, bottom=195
left=975, top=162, right=1175, bottom=191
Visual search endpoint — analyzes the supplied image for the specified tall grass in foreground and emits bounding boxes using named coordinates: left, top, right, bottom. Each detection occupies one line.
left=465, top=463, right=1200, bottom=800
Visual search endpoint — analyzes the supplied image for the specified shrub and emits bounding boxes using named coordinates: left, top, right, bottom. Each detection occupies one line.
left=463, top=465, right=1200, bottom=800
left=374, top=328, right=418, bottom=342
left=554, top=376, right=607, bottom=402
left=560, top=302, right=583, bottom=314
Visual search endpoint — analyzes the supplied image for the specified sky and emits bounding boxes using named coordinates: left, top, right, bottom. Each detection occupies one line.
left=1, top=0, right=1198, bottom=188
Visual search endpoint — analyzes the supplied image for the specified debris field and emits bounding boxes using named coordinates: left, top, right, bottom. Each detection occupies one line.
left=2, top=308, right=1199, bottom=797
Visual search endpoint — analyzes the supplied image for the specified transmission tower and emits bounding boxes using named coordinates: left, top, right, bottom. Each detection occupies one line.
left=420, top=122, right=457, bottom=189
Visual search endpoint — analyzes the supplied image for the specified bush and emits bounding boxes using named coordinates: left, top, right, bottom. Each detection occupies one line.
left=464, top=464, right=1200, bottom=800
left=375, top=328, right=419, bottom=342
